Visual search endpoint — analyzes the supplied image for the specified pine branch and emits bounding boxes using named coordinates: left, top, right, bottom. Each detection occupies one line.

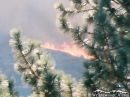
left=68, top=85, right=73, bottom=97
left=16, top=37, right=39, bottom=78
left=75, top=9, right=96, bottom=13
left=112, top=0, right=119, bottom=4
left=17, top=42, right=41, bottom=96
left=116, top=0, right=130, bottom=13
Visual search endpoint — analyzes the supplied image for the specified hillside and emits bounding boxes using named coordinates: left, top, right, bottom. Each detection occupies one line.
left=47, top=49, right=85, bottom=81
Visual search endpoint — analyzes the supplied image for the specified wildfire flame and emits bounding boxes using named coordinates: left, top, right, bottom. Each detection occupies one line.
left=41, top=42, right=95, bottom=59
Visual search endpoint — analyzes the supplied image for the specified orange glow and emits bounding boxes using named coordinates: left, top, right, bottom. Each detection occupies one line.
left=41, top=42, right=95, bottom=59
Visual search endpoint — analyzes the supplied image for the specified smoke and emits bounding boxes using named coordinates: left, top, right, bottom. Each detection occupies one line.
left=0, top=0, right=72, bottom=45
left=41, top=42, right=95, bottom=59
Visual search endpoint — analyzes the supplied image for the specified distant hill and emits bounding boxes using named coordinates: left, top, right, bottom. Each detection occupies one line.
left=47, top=49, right=86, bottom=81
left=0, top=34, right=86, bottom=96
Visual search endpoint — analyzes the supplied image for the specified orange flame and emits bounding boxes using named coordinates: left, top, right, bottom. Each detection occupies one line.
left=41, top=42, right=95, bottom=59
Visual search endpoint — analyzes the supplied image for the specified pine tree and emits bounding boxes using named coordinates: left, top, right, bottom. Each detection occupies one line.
left=55, top=0, right=130, bottom=95
left=0, top=70, right=19, bottom=97
left=9, top=29, right=86, bottom=97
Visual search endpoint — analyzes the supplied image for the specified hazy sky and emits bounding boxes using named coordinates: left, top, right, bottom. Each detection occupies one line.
left=0, top=0, right=72, bottom=46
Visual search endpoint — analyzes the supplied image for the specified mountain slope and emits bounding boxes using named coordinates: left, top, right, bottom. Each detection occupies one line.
left=47, top=49, right=86, bottom=81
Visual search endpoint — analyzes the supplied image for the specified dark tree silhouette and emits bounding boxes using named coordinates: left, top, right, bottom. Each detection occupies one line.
left=56, top=0, right=130, bottom=95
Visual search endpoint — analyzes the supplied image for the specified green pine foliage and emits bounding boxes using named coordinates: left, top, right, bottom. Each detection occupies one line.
left=56, top=0, right=130, bottom=94
left=0, top=71, right=19, bottom=97
left=9, top=29, right=86, bottom=97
